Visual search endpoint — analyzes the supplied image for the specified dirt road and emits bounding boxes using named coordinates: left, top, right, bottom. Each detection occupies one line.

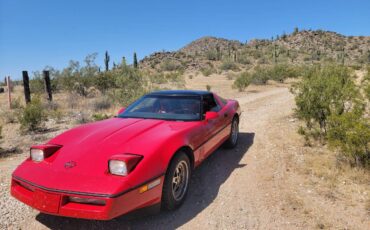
left=1, top=81, right=368, bottom=229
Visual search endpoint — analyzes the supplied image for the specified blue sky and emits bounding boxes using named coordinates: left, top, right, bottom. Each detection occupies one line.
left=1, top=0, right=370, bottom=80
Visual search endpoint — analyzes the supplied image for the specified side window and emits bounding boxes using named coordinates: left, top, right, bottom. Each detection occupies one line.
left=202, top=95, right=221, bottom=114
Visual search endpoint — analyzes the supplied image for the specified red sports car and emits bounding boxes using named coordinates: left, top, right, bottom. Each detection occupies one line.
left=11, top=90, right=241, bottom=220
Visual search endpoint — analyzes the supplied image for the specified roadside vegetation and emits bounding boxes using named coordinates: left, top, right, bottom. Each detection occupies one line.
left=292, top=65, right=370, bottom=168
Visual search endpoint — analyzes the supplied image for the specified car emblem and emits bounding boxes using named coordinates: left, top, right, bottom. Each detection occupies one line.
left=64, top=161, right=77, bottom=169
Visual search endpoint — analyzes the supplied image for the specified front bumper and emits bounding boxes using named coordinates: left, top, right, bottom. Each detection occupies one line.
left=10, top=176, right=163, bottom=220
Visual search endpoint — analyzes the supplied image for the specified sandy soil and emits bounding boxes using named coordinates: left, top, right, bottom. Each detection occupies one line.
left=0, top=74, right=369, bottom=229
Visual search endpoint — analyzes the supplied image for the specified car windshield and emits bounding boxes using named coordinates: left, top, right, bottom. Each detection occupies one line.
left=118, top=95, right=201, bottom=121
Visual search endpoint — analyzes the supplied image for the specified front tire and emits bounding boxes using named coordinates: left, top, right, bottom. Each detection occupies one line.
left=224, top=117, right=239, bottom=148
left=162, top=152, right=191, bottom=210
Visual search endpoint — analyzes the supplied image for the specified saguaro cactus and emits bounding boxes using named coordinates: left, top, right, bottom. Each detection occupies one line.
left=273, top=44, right=280, bottom=64
left=104, top=51, right=110, bottom=71
left=133, top=52, right=138, bottom=68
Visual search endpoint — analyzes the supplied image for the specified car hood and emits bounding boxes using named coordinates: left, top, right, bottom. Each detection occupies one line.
left=13, top=118, right=194, bottom=195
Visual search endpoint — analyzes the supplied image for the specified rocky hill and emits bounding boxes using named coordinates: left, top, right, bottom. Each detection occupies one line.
left=140, top=29, right=370, bottom=73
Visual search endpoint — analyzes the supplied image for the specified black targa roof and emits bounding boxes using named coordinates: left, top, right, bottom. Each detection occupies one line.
left=148, top=90, right=211, bottom=96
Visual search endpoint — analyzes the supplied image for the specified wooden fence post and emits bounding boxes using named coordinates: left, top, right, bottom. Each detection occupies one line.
left=22, top=71, right=31, bottom=104
left=43, top=70, right=52, bottom=101
left=7, top=76, right=12, bottom=109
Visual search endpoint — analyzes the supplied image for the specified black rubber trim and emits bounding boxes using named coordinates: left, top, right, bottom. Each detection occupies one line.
left=12, top=173, right=165, bottom=199
left=193, top=120, right=232, bottom=151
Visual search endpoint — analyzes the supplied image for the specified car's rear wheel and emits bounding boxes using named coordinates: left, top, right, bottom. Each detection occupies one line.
left=162, top=152, right=191, bottom=210
left=224, top=117, right=239, bottom=148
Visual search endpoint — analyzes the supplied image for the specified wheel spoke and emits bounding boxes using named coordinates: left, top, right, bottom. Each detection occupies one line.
left=171, top=160, right=189, bottom=201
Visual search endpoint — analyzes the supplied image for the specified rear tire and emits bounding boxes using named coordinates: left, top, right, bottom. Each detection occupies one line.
left=224, top=117, right=239, bottom=149
left=162, top=152, right=191, bottom=210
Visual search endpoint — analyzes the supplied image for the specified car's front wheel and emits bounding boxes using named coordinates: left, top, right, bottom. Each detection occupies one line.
left=162, top=152, right=191, bottom=210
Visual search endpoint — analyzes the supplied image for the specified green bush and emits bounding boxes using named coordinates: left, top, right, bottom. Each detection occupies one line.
left=160, top=59, right=182, bottom=71
left=233, top=72, right=252, bottom=91
left=293, top=65, right=359, bottom=132
left=268, top=64, right=300, bottom=82
left=206, top=85, right=211, bottom=91
left=251, top=66, right=270, bottom=85
left=220, top=60, right=239, bottom=71
left=293, top=64, right=370, bottom=167
left=110, top=68, right=147, bottom=106
left=92, top=113, right=111, bottom=121
left=19, top=97, right=45, bottom=131
left=29, top=77, right=44, bottom=94
left=328, top=112, right=370, bottom=167
left=200, top=67, right=215, bottom=77
left=94, top=72, right=116, bottom=93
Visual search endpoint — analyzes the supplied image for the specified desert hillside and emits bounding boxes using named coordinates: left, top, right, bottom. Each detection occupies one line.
left=140, top=29, right=370, bottom=72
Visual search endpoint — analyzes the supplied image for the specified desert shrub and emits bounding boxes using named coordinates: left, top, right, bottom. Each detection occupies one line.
left=237, top=55, right=251, bottom=65
left=206, top=50, right=218, bottom=61
left=200, top=67, right=215, bottom=77
left=206, top=85, right=211, bottom=91
left=226, top=72, right=237, bottom=80
left=251, top=66, right=270, bottom=85
left=293, top=65, right=359, bottom=134
left=233, top=72, right=252, bottom=91
left=268, top=64, right=300, bottom=82
left=75, top=112, right=90, bottom=124
left=257, top=57, right=268, bottom=64
left=18, top=97, right=45, bottom=131
left=110, top=68, right=147, bottom=106
left=0, top=125, right=2, bottom=139
left=72, top=82, right=88, bottom=97
left=165, top=71, right=184, bottom=82
left=94, top=72, right=116, bottom=93
left=92, top=97, right=112, bottom=111
left=29, top=77, right=44, bottom=94
left=220, top=60, right=239, bottom=71
left=293, top=64, right=370, bottom=167
left=160, top=59, right=182, bottom=71
left=327, top=112, right=370, bottom=167
left=48, top=109, right=64, bottom=123
left=92, top=113, right=111, bottom=121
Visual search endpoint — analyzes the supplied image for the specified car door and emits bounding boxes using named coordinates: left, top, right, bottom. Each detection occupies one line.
left=200, top=94, right=224, bottom=160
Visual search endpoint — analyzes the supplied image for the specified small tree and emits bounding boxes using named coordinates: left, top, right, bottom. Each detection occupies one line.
left=293, top=65, right=360, bottom=134
left=133, top=52, right=138, bottom=68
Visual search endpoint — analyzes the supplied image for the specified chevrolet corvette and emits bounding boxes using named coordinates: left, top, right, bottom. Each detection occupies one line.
left=11, top=90, right=241, bottom=220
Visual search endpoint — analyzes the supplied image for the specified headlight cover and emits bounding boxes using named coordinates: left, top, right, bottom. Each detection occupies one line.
left=30, top=149, right=44, bottom=162
left=109, top=160, right=128, bottom=176
left=108, top=154, right=143, bottom=176
left=30, top=144, right=62, bottom=162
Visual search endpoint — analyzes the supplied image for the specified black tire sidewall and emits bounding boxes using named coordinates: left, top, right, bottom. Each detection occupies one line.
left=224, top=117, right=239, bottom=148
left=162, top=152, right=191, bottom=210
